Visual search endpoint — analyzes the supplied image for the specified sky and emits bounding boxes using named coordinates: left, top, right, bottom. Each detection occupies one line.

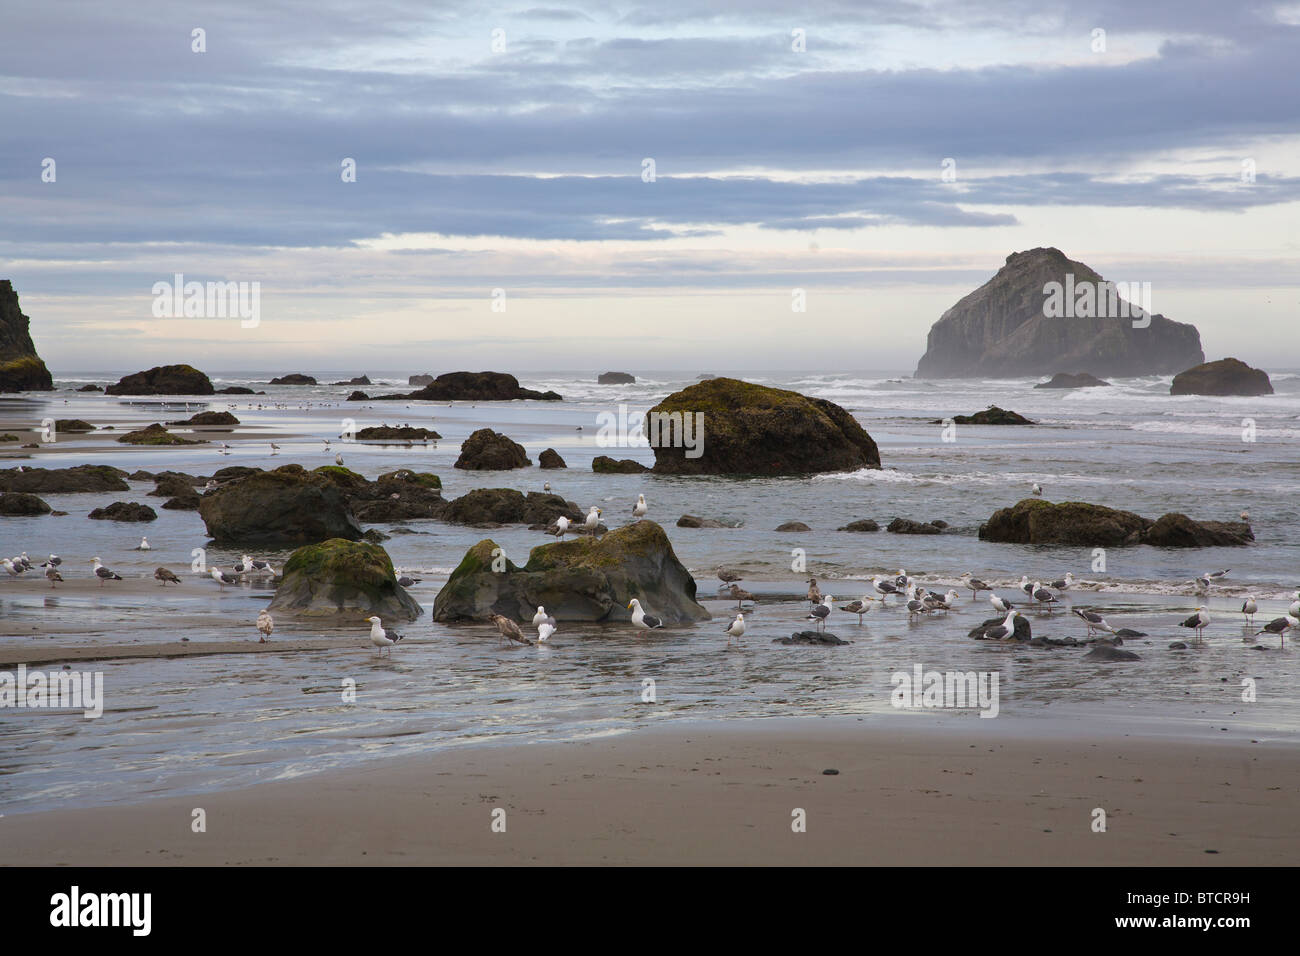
left=2, top=0, right=1298, bottom=372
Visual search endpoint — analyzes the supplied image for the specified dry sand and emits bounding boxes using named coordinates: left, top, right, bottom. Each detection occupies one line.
left=1, top=719, right=1294, bottom=865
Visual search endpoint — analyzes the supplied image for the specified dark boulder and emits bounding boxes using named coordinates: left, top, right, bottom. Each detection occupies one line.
left=359, top=371, right=561, bottom=402
left=354, top=425, right=440, bottom=441
left=0, top=492, right=52, bottom=516
left=268, top=538, right=421, bottom=621
left=76, top=383, right=103, bottom=392
left=647, top=377, right=880, bottom=476
left=0, top=464, right=129, bottom=493
left=947, top=406, right=1034, bottom=425
left=1170, top=357, right=1273, bottom=396
left=53, top=419, right=95, bottom=432
left=162, top=492, right=201, bottom=510
left=432, top=520, right=708, bottom=624
left=775, top=521, right=811, bottom=532
left=592, top=456, right=648, bottom=473
left=1082, top=645, right=1141, bottom=662
left=969, top=615, right=1032, bottom=641
left=212, top=465, right=261, bottom=483
left=677, top=515, right=735, bottom=528
left=106, top=364, right=214, bottom=395
left=170, top=410, right=240, bottom=426
left=887, top=517, right=943, bottom=534
left=331, top=375, right=371, bottom=386
left=88, top=501, right=157, bottom=522
left=774, top=631, right=850, bottom=646
left=215, top=386, right=256, bottom=394
left=1143, top=513, right=1254, bottom=547
left=838, top=519, right=880, bottom=532
left=269, top=373, right=317, bottom=385
left=349, top=470, right=445, bottom=521
left=441, top=488, right=574, bottom=526
left=198, top=466, right=363, bottom=545
left=1035, top=372, right=1111, bottom=389
left=116, top=423, right=203, bottom=445
left=408, top=374, right=434, bottom=387
left=598, top=371, right=636, bottom=384
left=979, top=499, right=1150, bottom=546
left=149, top=475, right=198, bottom=498
left=538, top=448, right=566, bottom=469
left=347, top=390, right=369, bottom=401
left=454, top=428, right=531, bottom=470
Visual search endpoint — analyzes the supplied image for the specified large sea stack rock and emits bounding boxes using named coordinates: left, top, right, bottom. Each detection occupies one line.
left=598, top=371, right=636, bottom=384
left=0, top=281, right=54, bottom=392
left=914, top=248, right=1204, bottom=378
left=360, top=371, right=561, bottom=402
left=433, top=520, right=709, bottom=625
left=106, top=364, right=214, bottom=395
left=269, top=539, right=422, bottom=621
left=646, top=377, right=880, bottom=475
left=454, top=428, right=531, bottom=470
left=198, top=465, right=363, bottom=545
left=1169, top=358, right=1273, bottom=396
left=269, top=373, right=317, bottom=385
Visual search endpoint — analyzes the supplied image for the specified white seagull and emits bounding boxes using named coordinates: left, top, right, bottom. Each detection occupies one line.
left=1240, top=595, right=1258, bottom=625
left=990, top=593, right=1016, bottom=614
left=584, top=506, right=602, bottom=536
left=960, top=572, right=992, bottom=598
left=91, top=557, right=122, bottom=586
left=628, top=598, right=663, bottom=636
left=724, top=613, right=746, bottom=644
left=1256, top=615, right=1298, bottom=647
left=1178, top=606, right=1211, bottom=642
left=632, top=494, right=648, bottom=520
left=1031, top=482, right=1043, bottom=496
left=984, top=610, right=1020, bottom=640
left=256, top=609, right=274, bottom=643
left=537, top=621, right=556, bottom=643
left=136, top=536, right=150, bottom=551
left=367, top=616, right=403, bottom=656
left=209, top=567, right=240, bottom=588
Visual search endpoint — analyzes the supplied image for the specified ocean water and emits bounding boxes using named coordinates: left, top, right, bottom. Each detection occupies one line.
left=1, top=369, right=1299, bottom=814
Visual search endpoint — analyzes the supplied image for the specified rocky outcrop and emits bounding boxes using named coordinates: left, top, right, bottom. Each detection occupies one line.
left=775, top=521, right=811, bottom=532
left=0, top=281, right=54, bottom=393
left=948, top=407, right=1033, bottom=425
left=838, top=519, right=880, bottom=532
left=331, top=375, right=370, bottom=386
left=347, top=469, right=445, bottom=522
left=269, top=373, right=317, bottom=385
left=106, top=365, right=214, bottom=396
left=969, top=615, right=1032, bottom=641
left=677, top=515, right=738, bottom=528
left=538, top=448, right=566, bottom=469
left=979, top=499, right=1254, bottom=547
left=116, top=423, right=203, bottom=445
left=592, top=456, right=648, bottom=473
left=408, top=374, right=435, bottom=387
left=1035, top=372, right=1111, bottom=389
left=647, top=377, right=880, bottom=475
left=76, top=383, right=103, bottom=392
left=440, top=489, right=574, bottom=526
left=355, top=371, right=561, bottom=402
left=598, top=371, right=636, bottom=384
left=774, top=631, right=850, bottom=646
left=354, top=425, right=440, bottom=441
left=0, top=492, right=52, bottom=516
left=432, top=520, right=708, bottom=624
left=215, top=385, right=257, bottom=395
left=454, top=429, right=531, bottom=470
left=269, top=539, right=421, bottom=621
left=53, top=419, right=94, bottom=432
left=88, top=501, right=157, bottom=521
left=887, top=517, right=944, bottom=534
left=198, top=466, right=364, bottom=545
left=0, top=465, right=129, bottom=493
left=1170, top=358, right=1273, bottom=396
left=170, top=411, right=239, bottom=426
left=914, top=248, right=1204, bottom=378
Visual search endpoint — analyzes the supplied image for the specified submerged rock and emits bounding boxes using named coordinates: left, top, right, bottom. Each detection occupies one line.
left=1082, top=645, right=1141, bottom=662
left=646, top=377, right=880, bottom=476
left=1170, top=357, right=1273, bottom=396
left=914, top=247, right=1203, bottom=378
left=432, top=520, right=708, bottom=625
left=774, top=631, right=850, bottom=646
left=946, top=406, right=1034, bottom=425
left=775, top=521, right=811, bottom=532
left=1035, top=372, right=1111, bottom=389
left=106, top=364, right=214, bottom=395
left=454, top=428, right=531, bottom=470
left=88, top=501, right=157, bottom=522
left=677, top=514, right=738, bottom=528
left=838, top=519, right=880, bottom=532
left=53, top=419, right=95, bottom=432
left=592, top=456, right=648, bottom=473
left=269, top=538, right=421, bottom=621
left=887, top=517, right=943, bottom=534
left=116, top=423, right=203, bottom=445
left=170, top=411, right=240, bottom=426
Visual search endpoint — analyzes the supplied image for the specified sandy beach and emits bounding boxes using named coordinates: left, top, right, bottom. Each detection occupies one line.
left=2, top=718, right=1294, bottom=866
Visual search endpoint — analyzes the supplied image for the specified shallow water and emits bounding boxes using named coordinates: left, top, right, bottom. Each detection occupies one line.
left=1, top=369, right=1298, bottom=813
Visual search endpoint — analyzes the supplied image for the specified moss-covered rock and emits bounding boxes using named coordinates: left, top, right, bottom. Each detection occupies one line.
left=948, top=406, right=1034, bottom=425
left=170, top=411, right=240, bottom=426
left=106, top=364, right=214, bottom=396
left=592, top=456, right=649, bottom=473
left=199, top=468, right=363, bottom=545
left=116, top=423, right=203, bottom=445
left=646, top=377, right=879, bottom=475
left=0, top=464, right=129, bottom=493
left=979, top=499, right=1149, bottom=546
left=0, top=282, right=54, bottom=392
left=1143, top=513, right=1254, bottom=547
left=269, top=538, right=422, bottom=621
left=53, top=419, right=95, bottom=432
left=454, top=428, right=531, bottom=470
left=432, top=520, right=709, bottom=625
left=0, top=492, right=52, bottom=516
left=355, top=425, right=441, bottom=441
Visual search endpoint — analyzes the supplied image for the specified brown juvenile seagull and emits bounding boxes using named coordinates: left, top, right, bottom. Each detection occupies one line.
left=806, top=578, right=822, bottom=608
left=256, top=609, right=274, bottom=644
left=728, top=584, right=755, bottom=609
left=154, top=567, right=182, bottom=586
left=490, top=613, right=533, bottom=646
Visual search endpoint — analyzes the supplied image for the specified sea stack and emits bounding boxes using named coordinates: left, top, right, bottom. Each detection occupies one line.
left=0, top=281, right=54, bottom=392
left=1170, top=358, right=1273, bottom=396
left=914, top=248, right=1204, bottom=378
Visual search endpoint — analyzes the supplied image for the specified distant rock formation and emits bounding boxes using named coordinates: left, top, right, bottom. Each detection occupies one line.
left=0, top=281, right=54, bottom=392
left=269, top=373, right=317, bottom=385
left=598, top=371, right=636, bottom=384
left=946, top=406, right=1034, bottom=425
left=106, top=365, right=214, bottom=395
left=354, top=371, right=560, bottom=402
left=1170, top=357, right=1273, bottom=396
left=914, top=248, right=1204, bottom=378
left=408, top=374, right=435, bottom=387
left=1035, top=372, right=1111, bottom=389
left=979, top=498, right=1253, bottom=547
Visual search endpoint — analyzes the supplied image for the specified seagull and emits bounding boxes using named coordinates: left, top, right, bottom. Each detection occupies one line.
left=1240, top=595, right=1258, bottom=626
left=990, top=593, right=1016, bottom=614
left=543, top=481, right=551, bottom=493
left=632, top=494, right=647, bottom=520
left=41, top=554, right=62, bottom=568
left=537, top=621, right=556, bottom=643
left=806, top=578, right=822, bottom=608
left=838, top=595, right=876, bottom=623
left=15, top=552, right=32, bottom=570
left=1072, top=607, right=1115, bottom=636
left=807, top=595, right=832, bottom=631
left=1048, top=572, right=1074, bottom=591
left=45, top=565, right=63, bottom=588
left=91, top=557, right=122, bottom=586
left=136, top=536, right=150, bottom=551
left=335, top=453, right=345, bottom=467
left=1031, top=482, right=1042, bottom=496
left=396, top=574, right=420, bottom=588
left=209, top=567, right=239, bottom=588
left=717, top=568, right=744, bottom=587
left=1018, top=575, right=1034, bottom=596
left=270, top=443, right=280, bottom=455
left=583, top=506, right=602, bottom=536
left=323, top=438, right=331, bottom=450
left=728, top=584, right=755, bottom=609
left=984, top=610, right=1020, bottom=641
left=872, top=575, right=900, bottom=601
left=960, top=572, right=992, bottom=598
left=1290, top=592, right=1300, bottom=619
left=724, top=613, right=746, bottom=644
left=154, top=567, right=182, bottom=586
left=256, top=609, right=274, bottom=643
left=628, top=598, right=664, bottom=636
left=203, top=480, right=217, bottom=492
left=894, top=569, right=912, bottom=590
left=2, top=558, right=23, bottom=577
left=1031, top=581, right=1060, bottom=613
left=547, top=515, right=571, bottom=541
left=1197, top=569, right=1230, bottom=592
left=904, top=586, right=929, bottom=620
left=249, top=558, right=275, bottom=575
left=1239, top=510, right=1250, bottom=521
left=1178, top=606, right=1211, bottom=642
left=489, top=613, right=532, bottom=646
left=367, top=615, right=405, bottom=655
left=1255, top=614, right=1298, bottom=647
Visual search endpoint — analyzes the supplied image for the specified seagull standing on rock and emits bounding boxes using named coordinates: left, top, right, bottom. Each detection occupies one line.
left=584, top=506, right=602, bottom=537
left=984, top=610, right=1020, bottom=641
left=807, top=595, right=833, bottom=631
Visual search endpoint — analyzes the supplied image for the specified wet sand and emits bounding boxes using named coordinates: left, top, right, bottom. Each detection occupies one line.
left=1, top=719, right=1294, bottom=865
